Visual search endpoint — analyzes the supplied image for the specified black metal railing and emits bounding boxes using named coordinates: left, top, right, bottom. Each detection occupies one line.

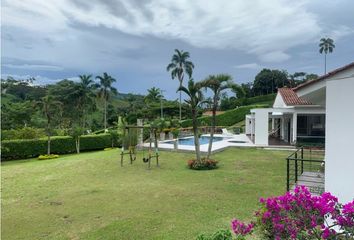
left=286, top=147, right=325, bottom=195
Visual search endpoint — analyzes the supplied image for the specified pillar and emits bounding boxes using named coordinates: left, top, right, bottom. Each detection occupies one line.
left=292, top=113, right=297, bottom=143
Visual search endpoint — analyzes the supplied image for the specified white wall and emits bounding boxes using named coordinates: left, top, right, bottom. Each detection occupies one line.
left=253, top=109, right=269, bottom=145
left=273, top=92, right=287, bottom=108
left=325, top=71, right=354, bottom=203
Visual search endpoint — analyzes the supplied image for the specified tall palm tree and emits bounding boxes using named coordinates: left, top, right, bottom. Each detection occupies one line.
left=36, top=95, right=62, bottom=155
left=78, top=74, right=97, bottom=128
left=200, top=74, right=233, bottom=159
left=167, top=49, right=194, bottom=120
left=177, top=79, right=203, bottom=163
left=319, top=38, right=335, bottom=74
left=96, top=73, right=118, bottom=130
left=144, top=87, right=163, bottom=104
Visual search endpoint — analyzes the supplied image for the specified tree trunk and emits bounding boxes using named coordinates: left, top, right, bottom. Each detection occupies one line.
left=47, top=134, right=51, bottom=155
left=324, top=53, right=327, bottom=74
left=47, top=121, right=51, bottom=155
left=179, top=82, right=182, bottom=121
left=76, top=138, right=80, bottom=154
left=207, top=103, right=217, bottom=160
left=104, top=98, right=107, bottom=130
left=192, top=109, right=201, bottom=163
left=154, top=130, right=158, bottom=150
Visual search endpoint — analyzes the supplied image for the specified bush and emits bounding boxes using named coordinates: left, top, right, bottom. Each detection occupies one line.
left=38, top=154, right=59, bottom=160
left=181, top=104, right=268, bottom=128
left=1, top=127, right=46, bottom=140
left=229, top=186, right=354, bottom=240
left=1, top=133, right=118, bottom=160
left=196, top=229, right=233, bottom=240
left=187, top=159, right=218, bottom=170
left=233, top=94, right=276, bottom=107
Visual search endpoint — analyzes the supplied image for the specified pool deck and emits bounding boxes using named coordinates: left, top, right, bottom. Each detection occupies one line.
left=142, top=134, right=259, bottom=153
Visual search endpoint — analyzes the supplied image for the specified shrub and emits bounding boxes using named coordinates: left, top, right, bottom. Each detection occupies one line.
left=229, top=186, right=354, bottom=240
left=181, top=104, right=268, bottom=128
left=196, top=229, right=233, bottom=240
left=38, top=154, right=59, bottom=160
left=187, top=159, right=218, bottom=170
left=1, top=133, right=117, bottom=160
left=1, top=127, right=46, bottom=140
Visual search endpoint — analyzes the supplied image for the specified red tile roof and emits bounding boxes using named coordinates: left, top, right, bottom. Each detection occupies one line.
left=278, top=88, right=313, bottom=106
left=293, top=61, right=354, bottom=91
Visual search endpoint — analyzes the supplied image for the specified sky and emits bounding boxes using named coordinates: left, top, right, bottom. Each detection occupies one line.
left=1, top=0, right=354, bottom=100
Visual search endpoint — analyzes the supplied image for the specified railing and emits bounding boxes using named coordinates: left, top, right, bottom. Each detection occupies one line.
left=286, top=147, right=325, bottom=195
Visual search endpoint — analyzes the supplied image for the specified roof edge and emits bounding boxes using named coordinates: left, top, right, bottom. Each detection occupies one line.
left=293, top=61, right=354, bottom=91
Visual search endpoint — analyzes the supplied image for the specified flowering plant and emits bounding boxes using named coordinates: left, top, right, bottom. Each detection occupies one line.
left=231, top=186, right=354, bottom=239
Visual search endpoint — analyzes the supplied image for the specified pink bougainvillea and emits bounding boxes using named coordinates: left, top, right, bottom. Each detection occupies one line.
left=231, top=186, right=354, bottom=239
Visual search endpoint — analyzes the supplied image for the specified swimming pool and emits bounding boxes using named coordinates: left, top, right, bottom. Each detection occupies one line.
left=163, top=136, right=228, bottom=146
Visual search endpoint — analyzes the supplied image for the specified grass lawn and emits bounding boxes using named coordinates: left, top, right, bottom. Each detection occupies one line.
left=1, top=148, right=291, bottom=239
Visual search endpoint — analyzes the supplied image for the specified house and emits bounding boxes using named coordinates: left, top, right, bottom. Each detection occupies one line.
left=245, top=62, right=354, bottom=203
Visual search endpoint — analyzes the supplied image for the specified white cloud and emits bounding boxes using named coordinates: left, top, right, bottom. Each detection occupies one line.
left=234, top=63, right=263, bottom=70
left=3, top=63, right=63, bottom=71
left=2, top=0, right=325, bottom=62
left=259, top=51, right=291, bottom=62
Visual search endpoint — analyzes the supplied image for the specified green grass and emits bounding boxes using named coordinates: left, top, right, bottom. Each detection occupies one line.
left=1, top=148, right=290, bottom=240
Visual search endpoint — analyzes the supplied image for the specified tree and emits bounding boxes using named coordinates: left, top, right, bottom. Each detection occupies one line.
left=78, top=74, right=97, bottom=128
left=177, top=79, right=203, bottom=162
left=35, top=95, right=62, bottom=155
left=96, top=73, right=118, bottom=130
left=231, top=83, right=246, bottom=99
left=200, top=74, right=233, bottom=159
left=253, top=69, right=289, bottom=95
left=319, top=38, right=335, bottom=74
left=166, top=49, right=194, bottom=120
left=144, top=87, right=163, bottom=104
left=69, top=125, right=84, bottom=154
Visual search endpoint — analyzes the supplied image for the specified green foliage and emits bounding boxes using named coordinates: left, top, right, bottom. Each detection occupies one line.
left=253, top=69, right=289, bottom=95
left=38, top=154, right=59, bottom=160
left=1, top=134, right=115, bottom=160
left=196, top=229, right=233, bottom=240
left=220, top=93, right=275, bottom=110
left=181, top=104, right=268, bottom=127
left=122, top=129, right=138, bottom=149
left=108, top=129, right=121, bottom=147
left=1, top=127, right=46, bottom=140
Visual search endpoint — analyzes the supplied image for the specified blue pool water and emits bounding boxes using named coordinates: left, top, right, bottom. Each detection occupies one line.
left=164, top=136, right=226, bottom=146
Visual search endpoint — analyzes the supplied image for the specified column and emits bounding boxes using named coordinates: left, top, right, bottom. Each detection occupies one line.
left=271, top=117, right=275, bottom=130
left=292, top=112, right=297, bottom=143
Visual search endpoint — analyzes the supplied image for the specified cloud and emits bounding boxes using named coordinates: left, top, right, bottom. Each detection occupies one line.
left=234, top=63, right=263, bottom=70
left=2, top=0, right=326, bottom=62
left=1, top=73, right=79, bottom=85
left=259, top=51, right=291, bottom=62
left=3, top=63, right=63, bottom=71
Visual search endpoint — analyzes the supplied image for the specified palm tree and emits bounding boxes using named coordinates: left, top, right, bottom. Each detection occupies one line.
left=144, top=87, right=163, bottom=104
left=200, top=74, right=233, bottom=159
left=319, top=38, right=335, bottom=74
left=177, top=79, right=203, bottom=163
left=78, top=74, right=96, bottom=128
left=167, top=49, right=195, bottom=120
left=96, top=73, right=118, bottom=130
left=36, top=95, right=62, bottom=155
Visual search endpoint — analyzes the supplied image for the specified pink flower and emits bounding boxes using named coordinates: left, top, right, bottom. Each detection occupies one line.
left=231, top=219, right=254, bottom=236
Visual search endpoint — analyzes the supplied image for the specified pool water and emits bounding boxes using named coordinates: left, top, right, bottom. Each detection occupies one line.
left=164, top=136, right=227, bottom=146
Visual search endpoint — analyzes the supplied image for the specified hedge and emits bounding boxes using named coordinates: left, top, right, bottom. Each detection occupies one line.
left=181, top=104, right=268, bottom=128
left=233, top=94, right=276, bottom=106
left=1, top=133, right=116, bottom=161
